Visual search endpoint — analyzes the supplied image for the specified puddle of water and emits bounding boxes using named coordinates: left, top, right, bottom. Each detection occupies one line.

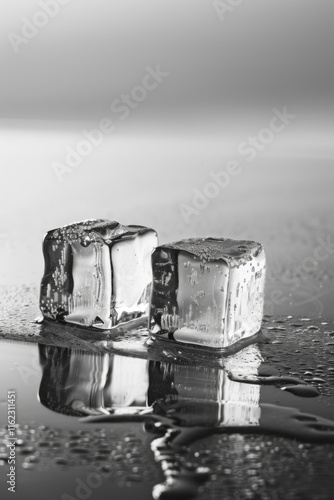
left=0, top=288, right=334, bottom=499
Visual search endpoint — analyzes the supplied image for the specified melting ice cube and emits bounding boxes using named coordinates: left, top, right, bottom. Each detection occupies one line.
left=149, top=238, right=266, bottom=348
left=40, top=219, right=158, bottom=329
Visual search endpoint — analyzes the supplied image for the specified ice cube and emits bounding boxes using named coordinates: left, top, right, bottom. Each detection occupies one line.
left=149, top=237, right=266, bottom=348
left=40, top=219, right=158, bottom=329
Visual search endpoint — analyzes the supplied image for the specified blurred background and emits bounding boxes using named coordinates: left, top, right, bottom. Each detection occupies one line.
left=0, top=0, right=333, bottom=318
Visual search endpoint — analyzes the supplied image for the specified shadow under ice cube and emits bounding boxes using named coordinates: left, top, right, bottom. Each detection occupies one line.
left=40, top=219, right=158, bottom=329
left=149, top=238, right=266, bottom=348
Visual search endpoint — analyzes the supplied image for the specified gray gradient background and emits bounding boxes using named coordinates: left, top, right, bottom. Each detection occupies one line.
left=0, top=0, right=333, bottom=318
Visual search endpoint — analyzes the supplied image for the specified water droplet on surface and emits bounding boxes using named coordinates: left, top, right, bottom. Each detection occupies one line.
left=312, top=377, right=326, bottom=384
left=281, top=385, right=320, bottom=397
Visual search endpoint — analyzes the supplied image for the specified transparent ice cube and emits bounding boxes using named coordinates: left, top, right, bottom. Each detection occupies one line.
left=40, top=219, right=158, bottom=329
left=149, top=237, right=266, bottom=348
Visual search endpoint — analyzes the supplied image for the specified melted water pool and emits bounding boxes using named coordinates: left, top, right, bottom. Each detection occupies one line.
left=0, top=287, right=334, bottom=500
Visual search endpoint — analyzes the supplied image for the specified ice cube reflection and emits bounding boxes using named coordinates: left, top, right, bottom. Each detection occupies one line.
left=38, top=345, right=149, bottom=416
left=38, top=344, right=262, bottom=426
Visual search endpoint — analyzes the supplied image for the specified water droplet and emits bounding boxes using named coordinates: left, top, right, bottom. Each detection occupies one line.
left=281, top=385, right=320, bottom=397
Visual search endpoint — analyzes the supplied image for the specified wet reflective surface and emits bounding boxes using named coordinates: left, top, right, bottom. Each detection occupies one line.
left=0, top=287, right=334, bottom=499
